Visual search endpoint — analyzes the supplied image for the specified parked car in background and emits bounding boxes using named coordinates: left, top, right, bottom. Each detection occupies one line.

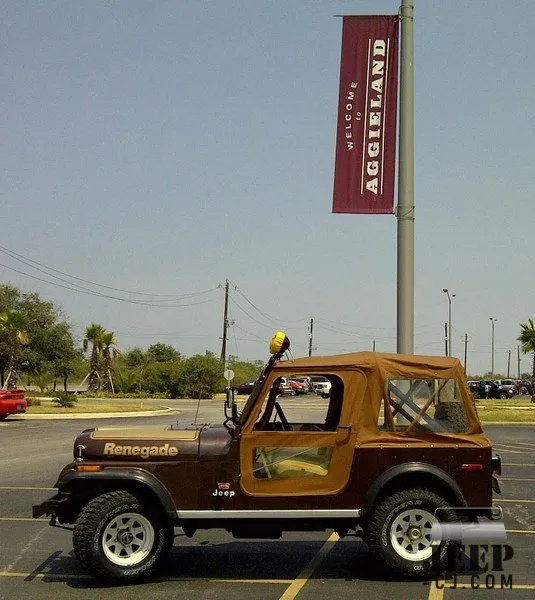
left=280, top=377, right=306, bottom=396
left=523, top=380, right=533, bottom=395
left=0, top=389, right=27, bottom=420
left=467, top=381, right=482, bottom=396
left=493, top=379, right=516, bottom=399
left=289, top=376, right=312, bottom=392
left=231, top=381, right=256, bottom=395
left=309, top=376, right=332, bottom=398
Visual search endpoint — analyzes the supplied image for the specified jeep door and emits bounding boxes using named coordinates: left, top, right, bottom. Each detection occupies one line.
left=239, top=371, right=364, bottom=501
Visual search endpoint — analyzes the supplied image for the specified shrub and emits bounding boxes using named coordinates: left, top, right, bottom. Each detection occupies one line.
left=26, top=397, right=41, bottom=407
left=53, top=391, right=78, bottom=408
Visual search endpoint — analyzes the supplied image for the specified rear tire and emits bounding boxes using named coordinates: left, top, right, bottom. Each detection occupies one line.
left=367, top=488, right=456, bottom=577
left=73, top=490, right=173, bottom=582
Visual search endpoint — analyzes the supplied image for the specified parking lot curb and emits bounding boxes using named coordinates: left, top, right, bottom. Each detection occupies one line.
left=10, top=407, right=178, bottom=420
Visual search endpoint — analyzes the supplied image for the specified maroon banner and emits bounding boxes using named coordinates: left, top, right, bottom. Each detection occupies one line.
left=333, top=16, right=399, bottom=214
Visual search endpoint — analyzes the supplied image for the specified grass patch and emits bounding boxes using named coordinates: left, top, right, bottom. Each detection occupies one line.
left=476, top=406, right=535, bottom=423
left=26, top=397, right=167, bottom=414
left=477, top=399, right=534, bottom=408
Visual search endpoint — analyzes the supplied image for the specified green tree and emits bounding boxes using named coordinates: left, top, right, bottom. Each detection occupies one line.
left=121, top=347, right=146, bottom=369
left=0, top=310, right=29, bottom=388
left=518, top=319, right=535, bottom=403
left=53, top=349, right=86, bottom=392
left=101, top=331, right=119, bottom=392
left=146, top=343, right=181, bottom=363
left=142, top=361, right=182, bottom=397
left=112, top=368, right=141, bottom=394
left=180, top=352, right=224, bottom=399
left=227, top=357, right=263, bottom=385
left=83, top=323, right=106, bottom=392
left=0, top=285, right=77, bottom=387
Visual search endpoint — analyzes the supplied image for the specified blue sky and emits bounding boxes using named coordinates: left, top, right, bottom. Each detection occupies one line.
left=1, top=1, right=534, bottom=377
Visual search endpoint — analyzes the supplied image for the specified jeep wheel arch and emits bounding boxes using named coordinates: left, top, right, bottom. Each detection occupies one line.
left=58, top=469, right=177, bottom=523
left=364, top=462, right=466, bottom=514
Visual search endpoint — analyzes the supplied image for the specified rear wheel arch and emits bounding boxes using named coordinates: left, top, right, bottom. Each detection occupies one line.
left=364, top=463, right=466, bottom=515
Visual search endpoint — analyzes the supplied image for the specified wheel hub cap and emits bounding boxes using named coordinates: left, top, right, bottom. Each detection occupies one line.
left=102, top=512, right=155, bottom=567
left=390, top=508, right=437, bottom=562
left=117, top=529, right=134, bottom=545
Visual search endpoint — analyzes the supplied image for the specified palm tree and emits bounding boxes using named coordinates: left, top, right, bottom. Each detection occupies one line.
left=518, top=319, right=535, bottom=403
left=83, top=323, right=106, bottom=392
left=101, top=331, right=119, bottom=392
left=0, top=310, right=29, bottom=389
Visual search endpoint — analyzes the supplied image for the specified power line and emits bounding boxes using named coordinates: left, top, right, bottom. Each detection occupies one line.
left=0, top=261, right=218, bottom=308
left=0, top=243, right=216, bottom=299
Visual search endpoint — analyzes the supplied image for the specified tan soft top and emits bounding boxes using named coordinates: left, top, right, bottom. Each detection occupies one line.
left=269, top=351, right=485, bottom=444
left=273, top=351, right=461, bottom=374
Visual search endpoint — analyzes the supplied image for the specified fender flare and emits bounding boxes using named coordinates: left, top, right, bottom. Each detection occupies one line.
left=364, top=462, right=466, bottom=512
left=59, top=467, right=177, bottom=520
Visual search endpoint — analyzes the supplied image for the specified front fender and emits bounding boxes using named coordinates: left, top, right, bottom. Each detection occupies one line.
left=58, top=467, right=177, bottom=520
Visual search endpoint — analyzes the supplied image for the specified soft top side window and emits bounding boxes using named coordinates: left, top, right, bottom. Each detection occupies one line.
left=380, top=378, right=469, bottom=434
left=253, top=373, right=344, bottom=432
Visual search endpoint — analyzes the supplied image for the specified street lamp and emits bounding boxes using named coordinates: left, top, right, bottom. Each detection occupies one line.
left=442, top=289, right=456, bottom=357
left=489, top=317, right=497, bottom=378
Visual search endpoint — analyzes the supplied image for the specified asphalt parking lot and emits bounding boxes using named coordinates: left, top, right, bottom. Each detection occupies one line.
left=1, top=404, right=534, bottom=600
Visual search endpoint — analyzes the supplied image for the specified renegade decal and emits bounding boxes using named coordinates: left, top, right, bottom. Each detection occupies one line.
left=103, top=442, right=179, bottom=459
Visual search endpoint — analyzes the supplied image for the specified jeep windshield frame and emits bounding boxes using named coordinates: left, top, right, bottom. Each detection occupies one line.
left=237, top=355, right=278, bottom=431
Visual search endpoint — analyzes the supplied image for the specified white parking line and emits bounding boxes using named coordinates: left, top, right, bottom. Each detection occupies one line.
left=0, top=518, right=48, bottom=522
left=0, top=571, right=293, bottom=584
left=0, top=486, right=55, bottom=491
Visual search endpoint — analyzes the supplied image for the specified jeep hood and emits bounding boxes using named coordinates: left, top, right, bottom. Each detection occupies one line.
left=76, top=424, right=207, bottom=462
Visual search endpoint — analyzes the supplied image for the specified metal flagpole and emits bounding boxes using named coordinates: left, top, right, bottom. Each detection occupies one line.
left=396, top=0, right=415, bottom=354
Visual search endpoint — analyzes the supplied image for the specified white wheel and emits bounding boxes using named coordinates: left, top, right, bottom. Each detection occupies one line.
left=389, top=508, right=436, bottom=561
left=73, top=490, right=173, bottom=581
left=367, top=488, right=457, bottom=576
left=102, top=512, right=155, bottom=566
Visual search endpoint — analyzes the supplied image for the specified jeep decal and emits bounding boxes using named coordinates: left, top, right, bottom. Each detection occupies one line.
left=103, top=442, right=179, bottom=458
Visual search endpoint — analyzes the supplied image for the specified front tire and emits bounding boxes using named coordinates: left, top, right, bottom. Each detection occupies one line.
left=73, top=490, right=173, bottom=582
left=367, top=488, right=456, bottom=577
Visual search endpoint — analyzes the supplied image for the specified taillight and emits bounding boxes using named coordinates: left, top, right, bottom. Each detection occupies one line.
left=462, top=463, right=484, bottom=471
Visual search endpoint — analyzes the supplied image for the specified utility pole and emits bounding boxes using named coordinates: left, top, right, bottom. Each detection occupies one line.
left=507, top=350, right=511, bottom=378
left=517, top=346, right=521, bottom=379
left=464, top=333, right=468, bottom=371
left=442, top=289, right=455, bottom=357
left=308, top=317, right=314, bottom=357
left=373, top=339, right=376, bottom=352
left=444, top=322, right=448, bottom=357
left=220, top=279, right=229, bottom=362
left=489, top=317, right=497, bottom=378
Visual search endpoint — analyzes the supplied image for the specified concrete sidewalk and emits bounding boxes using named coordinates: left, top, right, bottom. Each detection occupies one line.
left=11, top=407, right=179, bottom=420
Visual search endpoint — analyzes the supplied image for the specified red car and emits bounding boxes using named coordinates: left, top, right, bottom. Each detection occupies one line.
left=231, top=381, right=257, bottom=395
left=280, top=377, right=306, bottom=396
left=0, top=389, right=27, bottom=420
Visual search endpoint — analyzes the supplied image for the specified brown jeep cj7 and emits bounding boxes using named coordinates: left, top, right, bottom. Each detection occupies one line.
left=33, top=332, right=502, bottom=582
